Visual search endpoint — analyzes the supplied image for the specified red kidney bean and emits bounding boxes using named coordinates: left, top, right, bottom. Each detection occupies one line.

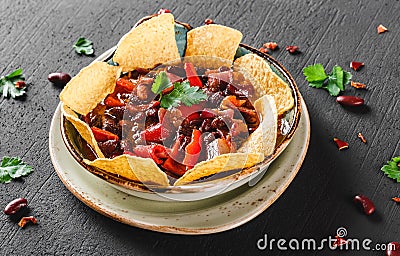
left=48, top=72, right=71, bottom=85
left=386, top=242, right=400, bottom=256
left=4, top=198, right=28, bottom=215
left=354, top=194, right=375, bottom=215
left=336, top=96, right=364, bottom=106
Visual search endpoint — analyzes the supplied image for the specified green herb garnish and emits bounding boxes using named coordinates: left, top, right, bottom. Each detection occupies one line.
left=381, top=156, right=400, bottom=183
left=303, top=64, right=352, bottom=96
left=151, top=71, right=207, bottom=109
left=0, top=156, right=34, bottom=183
left=73, top=37, right=94, bottom=55
left=0, top=68, right=26, bottom=98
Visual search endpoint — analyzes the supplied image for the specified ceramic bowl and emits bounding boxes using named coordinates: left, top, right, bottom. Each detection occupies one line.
left=60, top=19, right=301, bottom=201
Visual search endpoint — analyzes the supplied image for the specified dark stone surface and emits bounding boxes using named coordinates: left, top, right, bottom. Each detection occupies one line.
left=0, top=0, right=399, bottom=255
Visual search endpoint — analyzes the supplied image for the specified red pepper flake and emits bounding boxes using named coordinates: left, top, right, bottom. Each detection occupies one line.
left=157, top=8, right=171, bottom=14
left=15, top=81, right=26, bottom=89
left=332, top=236, right=349, bottom=249
left=204, top=18, right=214, bottom=25
left=351, top=81, right=366, bottom=89
left=333, top=138, right=349, bottom=150
left=377, top=24, right=388, bottom=34
left=263, top=42, right=278, bottom=50
left=350, top=61, right=364, bottom=71
left=392, top=197, right=400, bottom=203
left=18, top=216, right=37, bottom=228
left=286, top=45, right=299, bottom=54
left=357, top=132, right=367, bottom=143
left=259, top=47, right=269, bottom=54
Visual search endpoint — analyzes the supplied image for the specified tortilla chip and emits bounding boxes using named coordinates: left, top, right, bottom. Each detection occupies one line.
left=185, top=24, right=242, bottom=63
left=60, top=61, right=121, bottom=115
left=174, top=153, right=263, bottom=186
left=61, top=103, right=105, bottom=158
left=234, top=53, right=294, bottom=115
left=238, top=95, right=277, bottom=156
left=84, top=155, right=169, bottom=186
left=113, top=13, right=180, bottom=72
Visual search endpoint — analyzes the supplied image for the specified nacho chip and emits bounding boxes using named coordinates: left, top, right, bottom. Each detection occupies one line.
left=60, top=61, right=121, bottom=115
left=234, top=53, right=294, bottom=115
left=185, top=24, right=242, bottom=63
left=174, top=153, right=263, bottom=186
left=113, top=13, right=180, bottom=72
left=61, top=103, right=105, bottom=158
left=238, top=95, right=277, bottom=156
left=84, top=155, right=169, bottom=186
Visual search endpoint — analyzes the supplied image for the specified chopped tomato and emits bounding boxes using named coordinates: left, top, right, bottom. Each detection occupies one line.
left=91, top=127, right=119, bottom=142
left=184, top=62, right=203, bottom=87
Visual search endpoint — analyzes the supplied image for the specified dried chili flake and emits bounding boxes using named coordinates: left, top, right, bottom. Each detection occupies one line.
left=332, top=236, right=349, bottom=249
left=334, top=138, right=349, bottom=150
left=286, top=45, right=299, bottom=54
left=15, top=81, right=26, bottom=89
left=259, top=47, right=269, bottom=54
left=351, top=81, right=366, bottom=89
left=392, top=197, right=400, bottom=203
left=204, top=18, right=214, bottom=25
left=263, top=42, right=278, bottom=50
left=18, top=216, right=37, bottom=228
left=350, top=61, right=364, bottom=71
left=357, top=132, right=367, bottom=143
left=377, top=24, right=388, bottom=34
left=157, top=8, right=171, bottom=14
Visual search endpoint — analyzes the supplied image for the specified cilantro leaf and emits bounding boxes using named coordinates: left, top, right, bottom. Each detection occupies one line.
left=381, top=156, right=400, bottom=183
left=73, top=37, right=94, bottom=55
left=303, top=64, right=352, bottom=96
left=0, top=68, right=26, bottom=98
left=152, top=72, right=207, bottom=109
left=160, top=81, right=207, bottom=109
left=330, top=65, right=344, bottom=90
left=303, top=64, right=327, bottom=82
left=326, top=79, right=341, bottom=96
left=0, top=156, right=33, bottom=183
left=151, top=71, right=171, bottom=95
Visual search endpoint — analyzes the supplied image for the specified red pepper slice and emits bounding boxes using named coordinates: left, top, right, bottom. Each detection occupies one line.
left=115, top=78, right=135, bottom=93
left=184, top=62, right=203, bottom=87
left=183, top=129, right=202, bottom=166
left=140, top=123, right=169, bottom=143
left=104, top=95, right=125, bottom=107
left=132, top=145, right=169, bottom=165
left=91, top=127, right=119, bottom=142
left=162, top=157, right=187, bottom=176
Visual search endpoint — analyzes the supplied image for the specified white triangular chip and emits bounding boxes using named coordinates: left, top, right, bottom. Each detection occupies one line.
left=113, top=13, right=180, bottom=72
left=234, top=53, right=294, bottom=115
left=185, top=24, right=242, bottom=63
left=60, top=61, right=121, bottom=115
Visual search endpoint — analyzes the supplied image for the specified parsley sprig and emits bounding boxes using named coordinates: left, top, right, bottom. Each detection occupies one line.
left=73, top=37, right=94, bottom=55
left=151, top=71, right=207, bottom=109
left=0, top=68, right=26, bottom=98
left=0, top=156, right=34, bottom=183
left=381, top=156, right=400, bottom=183
left=303, top=64, right=352, bottom=96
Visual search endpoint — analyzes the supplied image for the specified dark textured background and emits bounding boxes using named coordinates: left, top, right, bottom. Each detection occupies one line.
left=0, top=0, right=399, bottom=255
